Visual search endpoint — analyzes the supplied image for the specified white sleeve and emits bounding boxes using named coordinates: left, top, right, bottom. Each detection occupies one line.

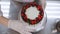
left=0, top=10, right=3, bottom=16
left=8, top=20, right=32, bottom=34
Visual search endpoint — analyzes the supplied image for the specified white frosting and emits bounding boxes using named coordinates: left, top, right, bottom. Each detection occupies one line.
left=20, top=11, right=47, bottom=32
left=25, top=6, right=40, bottom=20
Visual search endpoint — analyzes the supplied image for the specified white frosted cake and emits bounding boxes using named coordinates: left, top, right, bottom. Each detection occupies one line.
left=19, top=2, right=47, bottom=32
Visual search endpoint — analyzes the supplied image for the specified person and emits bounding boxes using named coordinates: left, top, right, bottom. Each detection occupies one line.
left=0, top=0, right=46, bottom=34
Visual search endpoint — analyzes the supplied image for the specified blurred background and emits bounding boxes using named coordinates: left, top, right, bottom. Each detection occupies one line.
left=0, top=0, right=60, bottom=34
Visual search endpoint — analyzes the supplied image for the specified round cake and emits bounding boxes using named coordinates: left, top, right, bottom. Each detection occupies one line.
left=19, top=2, right=47, bottom=32
left=21, top=2, right=44, bottom=25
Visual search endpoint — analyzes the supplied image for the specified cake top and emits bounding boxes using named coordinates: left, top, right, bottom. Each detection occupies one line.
left=21, top=2, right=44, bottom=25
left=25, top=6, right=40, bottom=20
